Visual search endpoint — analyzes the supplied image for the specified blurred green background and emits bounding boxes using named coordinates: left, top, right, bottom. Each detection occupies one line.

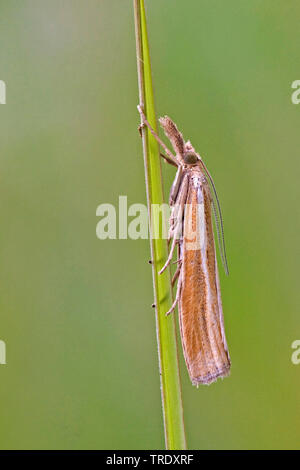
left=0, top=0, right=299, bottom=450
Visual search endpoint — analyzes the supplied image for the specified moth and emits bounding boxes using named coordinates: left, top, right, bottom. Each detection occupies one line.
left=138, top=105, right=231, bottom=386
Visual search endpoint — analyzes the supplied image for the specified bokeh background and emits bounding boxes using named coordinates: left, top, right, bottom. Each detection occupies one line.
left=0, top=0, right=299, bottom=450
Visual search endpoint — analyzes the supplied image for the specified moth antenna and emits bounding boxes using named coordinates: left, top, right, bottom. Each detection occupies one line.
left=211, top=196, right=229, bottom=276
left=199, top=159, right=229, bottom=276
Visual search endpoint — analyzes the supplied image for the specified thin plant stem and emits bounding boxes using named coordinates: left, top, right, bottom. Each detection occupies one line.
left=133, top=0, right=187, bottom=450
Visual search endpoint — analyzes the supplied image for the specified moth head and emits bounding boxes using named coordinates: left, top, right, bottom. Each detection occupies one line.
left=183, top=151, right=198, bottom=165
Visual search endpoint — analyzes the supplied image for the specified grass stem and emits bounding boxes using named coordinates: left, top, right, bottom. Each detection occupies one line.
left=133, top=0, right=187, bottom=450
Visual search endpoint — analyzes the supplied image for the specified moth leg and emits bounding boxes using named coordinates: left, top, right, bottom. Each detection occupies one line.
left=166, top=275, right=182, bottom=316
left=166, top=207, right=179, bottom=245
left=160, top=175, right=189, bottom=273
left=160, top=207, right=183, bottom=274
left=159, top=227, right=179, bottom=275
left=169, top=171, right=187, bottom=233
left=168, top=207, right=179, bottom=242
left=160, top=222, right=181, bottom=273
left=172, top=263, right=181, bottom=287
left=137, top=105, right=178, bottom=166
left=160, top=153, right=177, bottom=168
left=138, top=122, right=145, bottom=138
left=172, top=244, right=182, bottom=285
left=169, top=165, right=183, bottom=205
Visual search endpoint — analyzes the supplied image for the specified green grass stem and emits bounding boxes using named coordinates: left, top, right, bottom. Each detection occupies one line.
left=133, top=0, right=187, bottom=450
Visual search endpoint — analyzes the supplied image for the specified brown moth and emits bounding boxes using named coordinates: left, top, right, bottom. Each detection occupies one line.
left=138, top=105, right=231, bottom=386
